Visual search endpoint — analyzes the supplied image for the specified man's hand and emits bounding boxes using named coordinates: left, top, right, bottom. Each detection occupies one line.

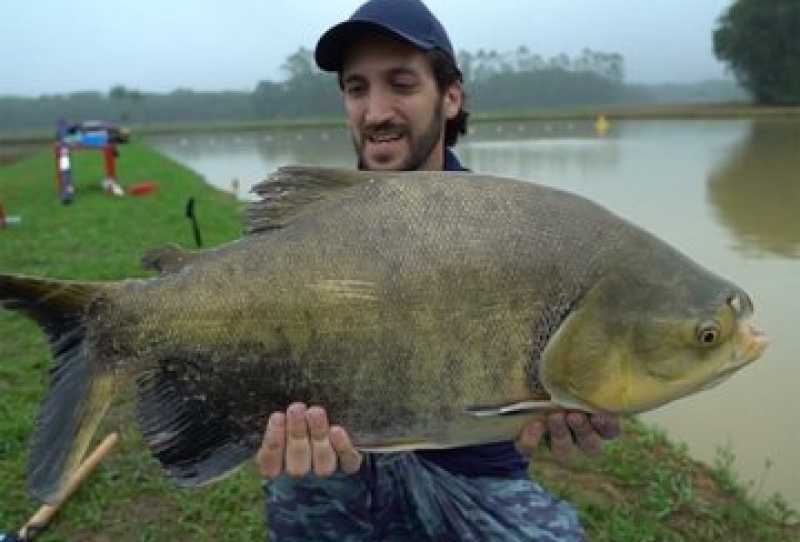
left=515, top=412, right=621, bottom=461
left=255, top=402, right=363, bottom=479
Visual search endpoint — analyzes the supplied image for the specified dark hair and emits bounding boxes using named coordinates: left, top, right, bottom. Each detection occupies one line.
left=336, top=46, right=470, bottom=148
left=427, top=49, right=469, bottom=147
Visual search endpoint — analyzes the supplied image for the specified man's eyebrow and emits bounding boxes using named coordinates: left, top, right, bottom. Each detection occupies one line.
left=343, top=65, right=422, bottom=83
left=342, top=73, right=367, bottom=86
left=387, top=66, right=421, bottom=79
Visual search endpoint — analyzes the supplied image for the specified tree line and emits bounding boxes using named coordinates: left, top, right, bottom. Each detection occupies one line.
left=713, top=0, right=800, bottom=105
left=0, top=44, right=736, bottom=134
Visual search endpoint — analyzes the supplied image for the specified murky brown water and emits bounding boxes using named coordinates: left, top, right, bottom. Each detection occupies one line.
left=146, top=118, right=800, bottom=506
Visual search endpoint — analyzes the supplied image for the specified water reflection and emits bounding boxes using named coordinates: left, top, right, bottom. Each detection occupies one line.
left=460, top=120, right=620, bottom=181
left=707, top=120, right=800, bottom=259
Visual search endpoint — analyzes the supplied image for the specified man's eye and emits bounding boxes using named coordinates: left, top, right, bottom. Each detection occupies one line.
left=346, top=84, right=366, bottom=96
left=392, top=79, right=417, bottom=92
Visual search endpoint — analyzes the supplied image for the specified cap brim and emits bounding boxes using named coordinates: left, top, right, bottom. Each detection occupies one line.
left=315, top=20, right=434, bottom=72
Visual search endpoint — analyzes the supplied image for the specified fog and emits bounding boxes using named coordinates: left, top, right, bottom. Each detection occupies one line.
left=1, top=0, right=734, bottom=96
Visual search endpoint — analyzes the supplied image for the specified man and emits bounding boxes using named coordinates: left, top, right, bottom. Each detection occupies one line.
left=256, top=1, right=620, bottom=540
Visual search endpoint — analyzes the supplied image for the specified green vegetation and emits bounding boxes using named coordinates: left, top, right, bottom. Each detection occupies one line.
left=0, top=45, right=749, bottom=136
left=714, top=0, right=800, bottom=105
left=0, top=143, right=263, bottom=542
left=1, top=146, right=798, bottom=541
left=535, top=421, right=799, bottom=542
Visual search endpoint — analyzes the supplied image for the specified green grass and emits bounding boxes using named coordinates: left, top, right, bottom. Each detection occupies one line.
left=0, top=143, right=264, bottom=541
left=1, top=146, right=798, bottom=541
left=533, top=420, right=799, bottom=541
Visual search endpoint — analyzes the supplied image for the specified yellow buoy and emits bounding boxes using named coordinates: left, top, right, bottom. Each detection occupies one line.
left=595, top=114, right=610, bottom=136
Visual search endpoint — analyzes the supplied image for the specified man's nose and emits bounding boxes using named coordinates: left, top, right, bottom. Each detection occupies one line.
left=364, top=90, right=394, bottom=125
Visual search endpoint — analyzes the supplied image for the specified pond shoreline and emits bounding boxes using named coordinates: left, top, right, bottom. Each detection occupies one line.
left=2, top=102, right=800, bottom=145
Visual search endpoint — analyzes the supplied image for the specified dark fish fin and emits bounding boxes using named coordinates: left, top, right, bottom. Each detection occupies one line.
left=30, top=354, right=116, bottom=503
left=136, top=369, right=255, bottom=486
left=0, top=273, right=116, bottom=503
left=141, top=243, right=200, bottom=275
left=247, top=166, right=377, bottom=234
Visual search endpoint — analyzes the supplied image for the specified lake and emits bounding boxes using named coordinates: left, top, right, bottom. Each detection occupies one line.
left=146, top=118, right=800, bottom=506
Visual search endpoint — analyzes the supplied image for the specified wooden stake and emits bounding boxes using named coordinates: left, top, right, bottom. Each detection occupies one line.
left=18, top=432, right=120, bottom=540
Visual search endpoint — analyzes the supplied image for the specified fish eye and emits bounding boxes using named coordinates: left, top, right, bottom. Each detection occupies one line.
left=696, top=323, right=721, bottom=347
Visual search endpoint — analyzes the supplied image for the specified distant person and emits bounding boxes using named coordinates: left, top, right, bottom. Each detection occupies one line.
left=255, top=1, right=621, bottom=540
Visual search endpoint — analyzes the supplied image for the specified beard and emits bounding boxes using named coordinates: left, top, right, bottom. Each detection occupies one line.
left=353, top=99, right=445, bottom=171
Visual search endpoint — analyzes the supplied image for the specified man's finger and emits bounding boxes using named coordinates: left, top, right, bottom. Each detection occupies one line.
left=306, top=406, right=337, bottom=478
left=547, top=412, right=576, bottom=462
left=590, top=413, right=622, bottom=440
left=567, top=412, right=602, bottom=455
left=256, top=412, right=286, bottom=479
left=515, top=419, right=546, bottom=457
left=285, top=402, right=312, bottom=478
left=330, top=426, right=363, bottom=475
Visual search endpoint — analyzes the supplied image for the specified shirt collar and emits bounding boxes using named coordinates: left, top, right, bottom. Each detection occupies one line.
left=444, top=148, right=468, bottom=172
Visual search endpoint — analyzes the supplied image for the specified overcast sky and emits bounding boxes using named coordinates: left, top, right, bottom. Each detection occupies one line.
left=1, top=0, right=735, bottom=97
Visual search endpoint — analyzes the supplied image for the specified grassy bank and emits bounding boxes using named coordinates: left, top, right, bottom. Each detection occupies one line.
left=3, top=102, right=800, bottom=145
left=0, top=145, right=797, bottom=541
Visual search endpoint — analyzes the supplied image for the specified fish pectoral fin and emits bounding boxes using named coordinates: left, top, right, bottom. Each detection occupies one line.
left=358, top=437, right=448, bottom=453
left=465, top=400, right=559, bottom=418
left=141, top=243, right=200, bottom=275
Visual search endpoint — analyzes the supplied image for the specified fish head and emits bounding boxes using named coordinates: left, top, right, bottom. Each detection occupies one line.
left=538, top=269, right=768, bottom=414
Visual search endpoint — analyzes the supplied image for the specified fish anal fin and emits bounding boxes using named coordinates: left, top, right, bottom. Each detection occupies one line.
left=136, top=368, right=254, bottom=486
left=141, top=243, right=199, bottom=275
left=247, top=166, right=377, bottom=234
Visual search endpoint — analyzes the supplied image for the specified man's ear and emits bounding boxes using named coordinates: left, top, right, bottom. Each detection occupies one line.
left=443, top=81, right=463, bottom=120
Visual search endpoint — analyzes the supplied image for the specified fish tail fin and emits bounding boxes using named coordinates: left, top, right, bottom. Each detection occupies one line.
left=0, top=273, right=118, bottom=503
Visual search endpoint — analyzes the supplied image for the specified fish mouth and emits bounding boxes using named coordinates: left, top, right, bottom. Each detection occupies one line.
left=696, top=319, right=767, bottom=394
left=735, top=320, right=768, bottom=364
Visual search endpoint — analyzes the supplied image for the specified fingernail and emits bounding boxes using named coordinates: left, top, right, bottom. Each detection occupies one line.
left=568, top=413, right=585, bottom=428
left=529, top=421, right=544, bottom=436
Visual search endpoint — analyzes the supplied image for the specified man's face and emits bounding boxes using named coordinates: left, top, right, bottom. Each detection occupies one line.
left=340, top=34, right=462, bottom=171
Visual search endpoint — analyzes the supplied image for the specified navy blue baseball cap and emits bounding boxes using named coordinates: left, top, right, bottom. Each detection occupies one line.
left=315, top=0, right=458, bottom=73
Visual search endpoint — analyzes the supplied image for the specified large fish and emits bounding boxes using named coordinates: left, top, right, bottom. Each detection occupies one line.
left=0, top=167, right=767, bottom=503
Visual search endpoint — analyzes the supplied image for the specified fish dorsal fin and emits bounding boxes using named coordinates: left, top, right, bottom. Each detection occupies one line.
left=141, top=243, right=199, bottom=275
left=246, top=166, right=378, bottom=235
